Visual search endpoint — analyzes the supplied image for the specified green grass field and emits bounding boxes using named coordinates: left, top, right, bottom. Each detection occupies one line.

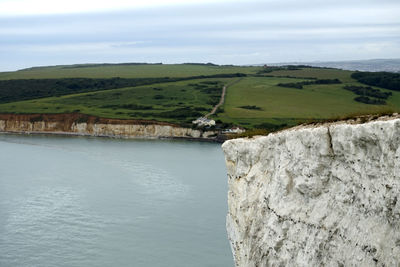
left=0, top=64, right=399, bottom=130
left=0, top=64, right=258, bottom=80
left=0, top=78, right=235, bottom=125
left=213, top=68, right=400, bottom=129
left=267, top=67, right=354, bottom=82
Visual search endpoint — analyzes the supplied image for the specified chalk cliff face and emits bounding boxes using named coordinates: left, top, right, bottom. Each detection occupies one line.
left=0, top=114, right=216, bottom=139
left=222, top=118, right=400, bottom=267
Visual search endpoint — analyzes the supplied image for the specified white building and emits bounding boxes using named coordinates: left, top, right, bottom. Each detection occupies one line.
left=192, top=117, right=216, bottom=127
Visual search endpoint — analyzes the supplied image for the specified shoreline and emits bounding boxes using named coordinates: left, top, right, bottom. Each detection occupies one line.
left=0, top=130, right=224, bottom=143
left=0, top=113, right=225, bottom=143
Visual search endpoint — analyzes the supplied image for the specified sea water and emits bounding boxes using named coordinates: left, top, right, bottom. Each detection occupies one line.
left=0, top=134, right=233, bottom=267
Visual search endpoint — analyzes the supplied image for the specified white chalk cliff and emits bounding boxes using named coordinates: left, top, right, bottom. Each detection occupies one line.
left=222, top=118, right=400, bottom=266
left=0, top=114, right=217, bottom=140
left=0, top=120, right=214, bottom=139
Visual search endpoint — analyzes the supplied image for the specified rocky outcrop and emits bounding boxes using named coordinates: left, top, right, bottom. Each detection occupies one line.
left=222, top=118, right=400, bottom=266
left=0, top=113, right=217, bottom=140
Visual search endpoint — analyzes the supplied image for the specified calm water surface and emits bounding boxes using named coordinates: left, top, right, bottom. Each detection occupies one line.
left=0, top=134, right=233, bottom=267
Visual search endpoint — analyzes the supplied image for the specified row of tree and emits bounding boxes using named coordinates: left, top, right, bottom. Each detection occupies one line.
left=277, top=79, right=342, bottom=89
left=351, top=72, right=400, bottom=91
left=343, top=85, right=392, bottom=99
left=354, top=96, right=386, bottom=105
left=343, top=85, right=392, bottom=105
left=0, top=73, right=246, bottom=104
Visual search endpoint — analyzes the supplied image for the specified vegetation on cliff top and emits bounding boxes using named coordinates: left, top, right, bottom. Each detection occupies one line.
left=0, top=64, right=399, bottom=131
left=0, top=78, right=231, bottom=126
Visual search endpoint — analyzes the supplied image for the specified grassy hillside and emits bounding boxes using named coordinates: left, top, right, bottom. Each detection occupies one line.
left=0, top=78, right=234, bottom=125
left=213, top=75, right=399, bottom=129
left=1, top=64, right=399, bottom=131
left=0, top=63, right=258, bottom=80
left=266, top=67, right=354, bottom=82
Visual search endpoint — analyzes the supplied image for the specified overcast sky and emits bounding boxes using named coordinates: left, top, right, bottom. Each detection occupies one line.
left=0, top=0, right=399, bottom=71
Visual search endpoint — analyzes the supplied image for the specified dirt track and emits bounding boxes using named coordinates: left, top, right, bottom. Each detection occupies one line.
left=205, top=78, right=243, bottom=118
left=205, top=85, right=226, bottom=117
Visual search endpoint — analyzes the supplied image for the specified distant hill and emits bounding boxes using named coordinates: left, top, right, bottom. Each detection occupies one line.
left=1, top=64, right=400, bottom=131
left=265, top=59, right=400, bottom=73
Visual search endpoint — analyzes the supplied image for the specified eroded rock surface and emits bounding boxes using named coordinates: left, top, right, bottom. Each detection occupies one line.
left=0, top=113, right=216, bottom=140
left=222, top=119, right=400, bottom=267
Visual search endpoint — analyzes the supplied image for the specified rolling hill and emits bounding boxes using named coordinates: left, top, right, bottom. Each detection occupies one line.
left=1, top=63, right=399, bottom=132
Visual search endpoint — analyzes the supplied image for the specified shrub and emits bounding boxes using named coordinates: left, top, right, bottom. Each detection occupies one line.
left=354, top=96, right=386, bottom=105
left=352, top=72, right=400, bottom=91
left=277, top=79, right=341, bottom=89
left=158, top=107, right=202, bottom=119
left=239, top=105, right=262, bottom=110
left=343, top=85, right=392, bottom=99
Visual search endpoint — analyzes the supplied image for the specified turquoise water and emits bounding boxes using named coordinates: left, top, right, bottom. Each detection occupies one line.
left=0, top=134, right=233, bottom=267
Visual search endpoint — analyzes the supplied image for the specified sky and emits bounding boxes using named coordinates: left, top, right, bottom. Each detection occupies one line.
left=0, top=0, right=399, bottom=71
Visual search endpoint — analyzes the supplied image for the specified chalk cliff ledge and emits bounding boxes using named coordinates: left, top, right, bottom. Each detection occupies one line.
left=0, top=113, right=217, bottom=140
left=222, top=118, right=400, bottom=267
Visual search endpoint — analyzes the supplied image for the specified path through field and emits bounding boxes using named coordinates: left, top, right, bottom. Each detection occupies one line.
left=205, top=78, right=243, bottom=118
left=205, top=86, right=226, bottom=117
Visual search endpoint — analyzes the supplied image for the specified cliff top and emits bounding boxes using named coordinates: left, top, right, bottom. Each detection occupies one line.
left=231, top=113, right=400, bottom=142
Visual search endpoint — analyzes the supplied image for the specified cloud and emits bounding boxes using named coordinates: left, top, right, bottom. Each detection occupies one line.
left=0, top=0, right=240, bottom=16
left=0, top=0, right=399, bottom=70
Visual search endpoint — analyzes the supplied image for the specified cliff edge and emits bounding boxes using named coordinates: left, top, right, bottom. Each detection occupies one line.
left=222, top=118, right=400, bottom=266
left=0, top=113, right=217, bottom=140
